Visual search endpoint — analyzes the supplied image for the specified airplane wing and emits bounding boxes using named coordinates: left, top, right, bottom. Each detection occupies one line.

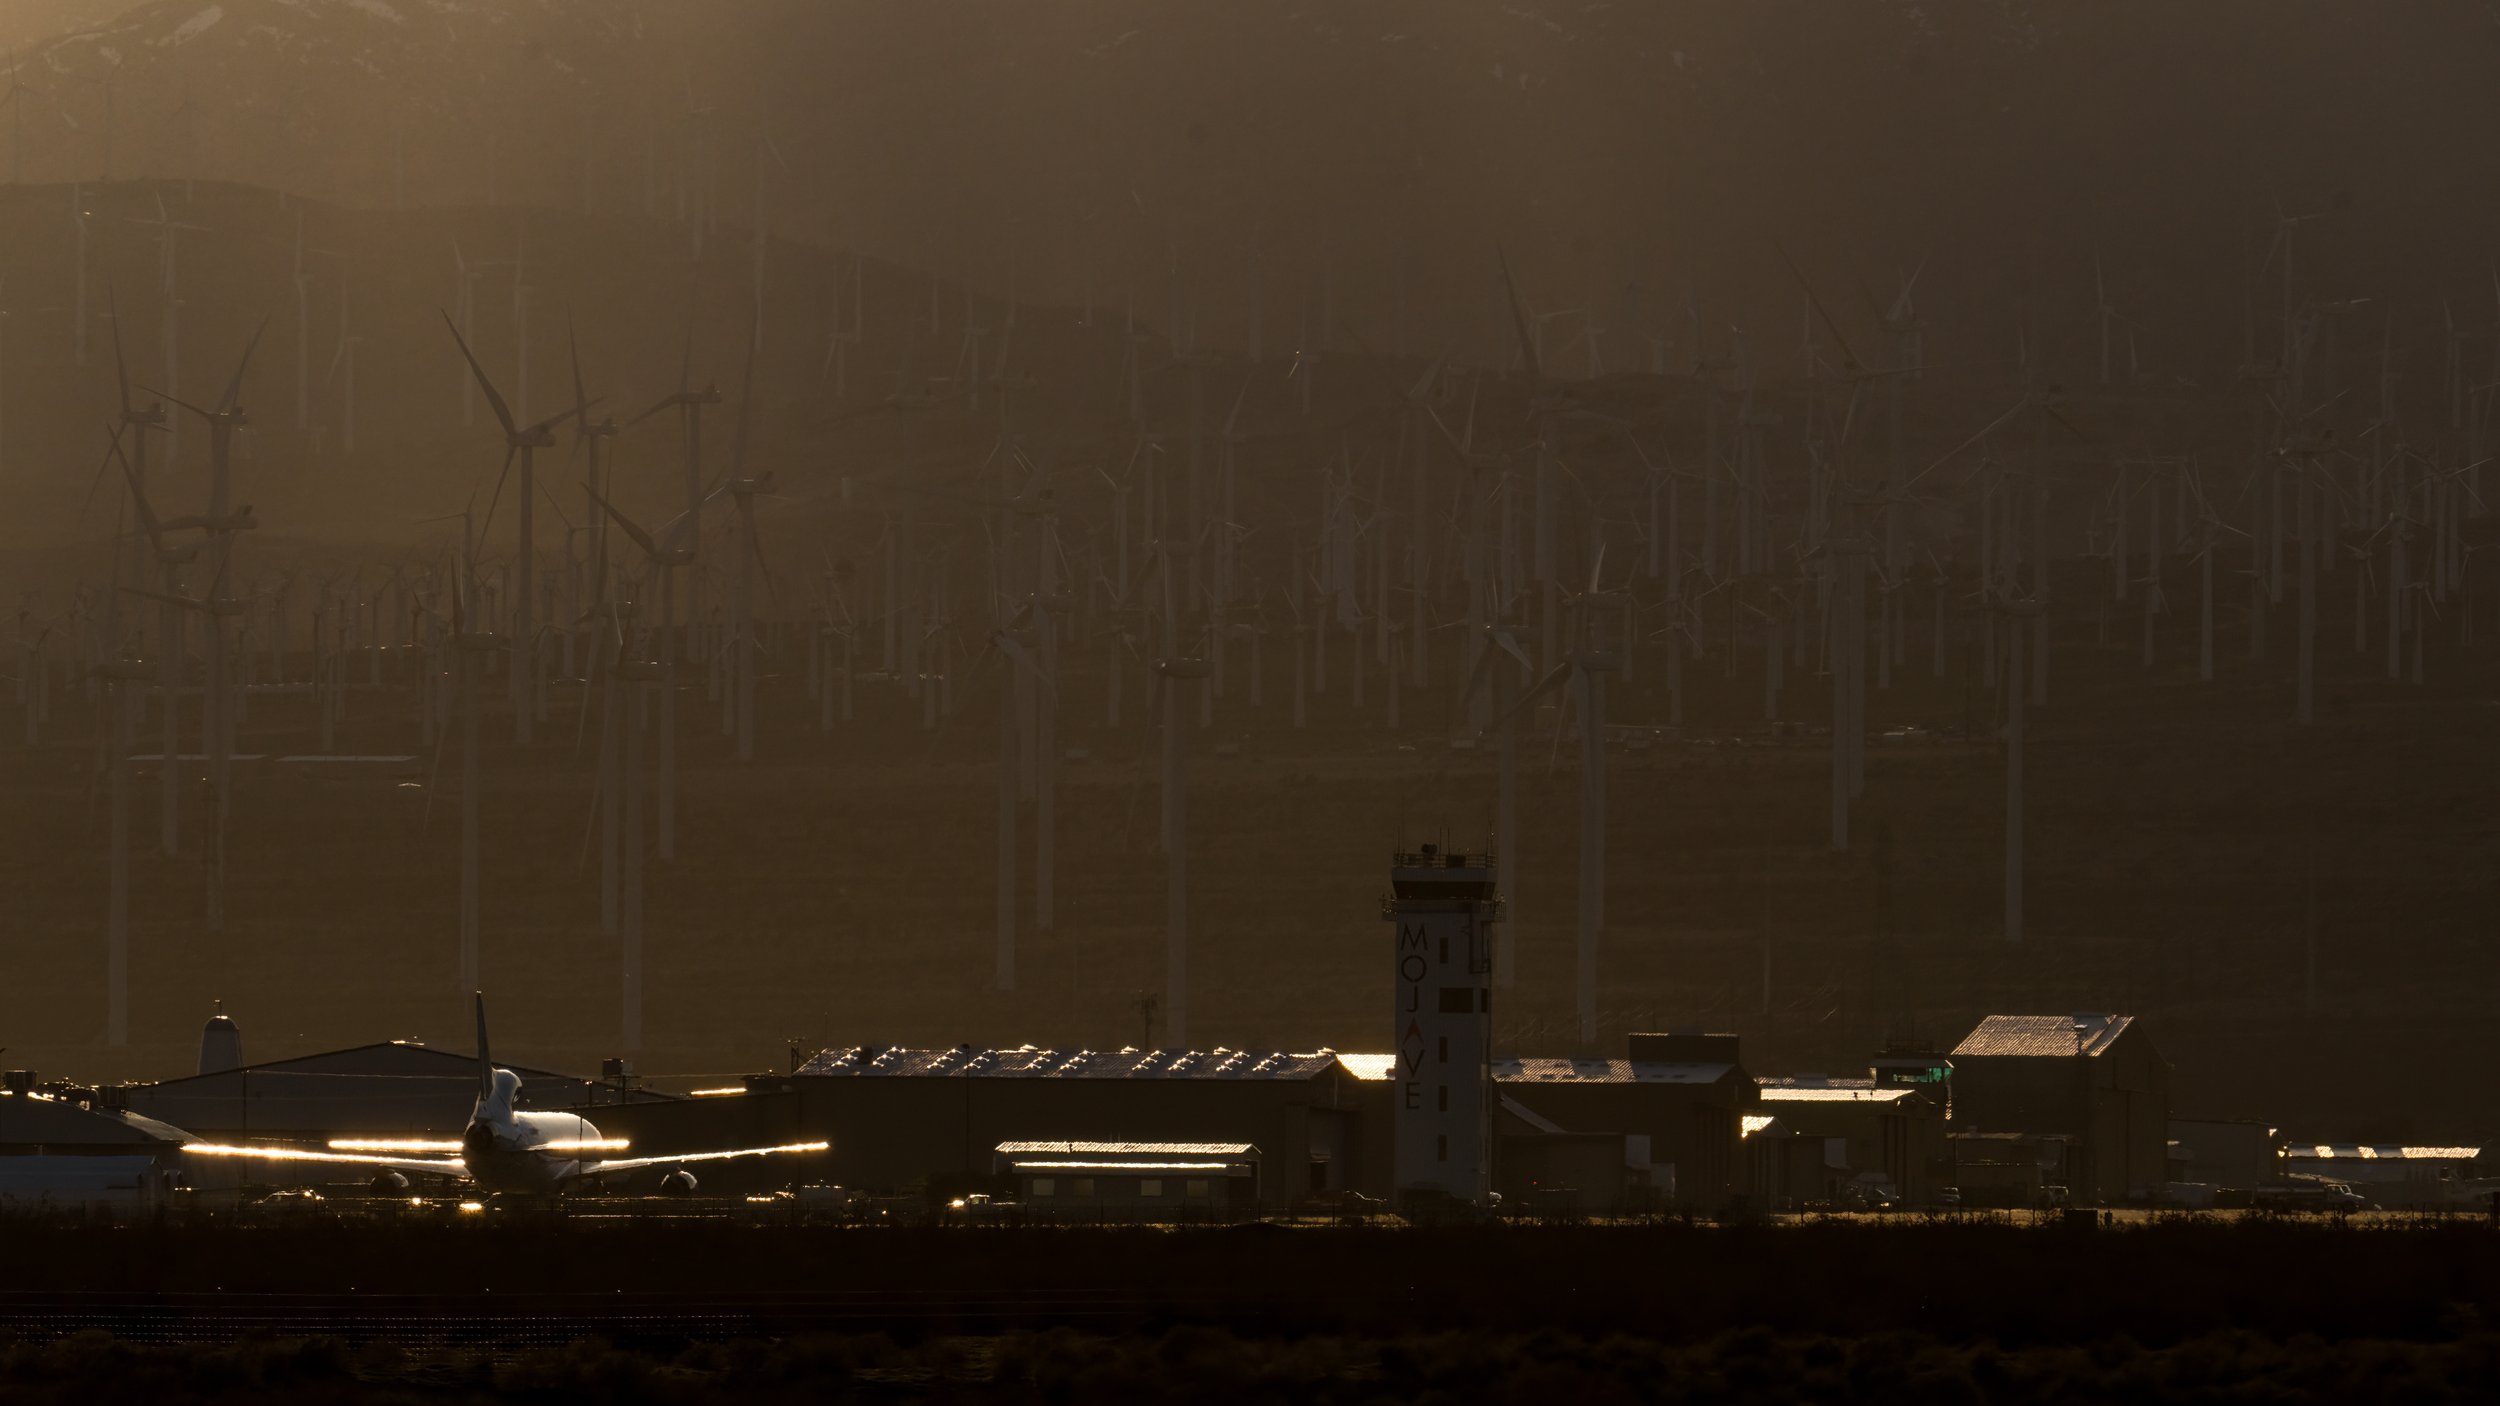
left=182, top=1142, right=469, bottom=1178
left=574, top=1141, right=830, bottom=1178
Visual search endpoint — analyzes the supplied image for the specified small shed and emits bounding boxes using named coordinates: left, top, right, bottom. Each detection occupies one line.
left=992, top=1141, right=1260, bottom=1220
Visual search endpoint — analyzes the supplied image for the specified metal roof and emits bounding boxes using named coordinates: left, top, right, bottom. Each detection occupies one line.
left=1495, top=1059, right=1737, bottom=1085
left=1951, top=1014, right=2135, bottom=1059
left=797, top=1046, right=1348, bottom=1081
left=1757, top=1085, right=1916, bottom=1105
left=994, top=1141, right=1256, bottom=1157
left=1008, top=1160, right=1247, bottom=1174
left=136, top=1041, right=605, bottom=1093
left=2290, top=1145, right=2484, bottom=1162
left=1335, top=1054, right=1395, bottom=1081
left=0, top=1093, right=190, bottom=1147
left=1338, top=1055, right=1737, bottom=1085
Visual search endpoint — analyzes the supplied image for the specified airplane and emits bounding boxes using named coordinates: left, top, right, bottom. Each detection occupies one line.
left=182, top=994, right=828, bottom=1197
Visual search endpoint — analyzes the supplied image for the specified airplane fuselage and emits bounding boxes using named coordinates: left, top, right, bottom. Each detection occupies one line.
left=462, top=1108, right=606, bottom=1195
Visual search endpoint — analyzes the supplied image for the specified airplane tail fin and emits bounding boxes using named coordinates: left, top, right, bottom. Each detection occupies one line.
left=474, top=991, right=492, bottom=1103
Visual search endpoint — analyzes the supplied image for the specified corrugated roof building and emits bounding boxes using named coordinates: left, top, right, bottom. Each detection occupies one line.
left=121, top=1041, right=674, bottom=1188
left=1756, top=1076, right=1948, bottom=1206
left=769, top=1046, right=1367, bottom=1207
left=991, top=1141, right=1263, bottom=1220
left=1344, top=1033, right=1756, bottom=1212
left=1949, top=1013, right=2170, bottom=1204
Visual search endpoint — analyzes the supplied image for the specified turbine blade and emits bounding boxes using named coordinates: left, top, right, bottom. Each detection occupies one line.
left=440, top=309, right=518, bottom=438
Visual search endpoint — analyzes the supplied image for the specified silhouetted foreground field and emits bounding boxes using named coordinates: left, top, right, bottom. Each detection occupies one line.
left=3, top=1219, right=2498, bottom=1401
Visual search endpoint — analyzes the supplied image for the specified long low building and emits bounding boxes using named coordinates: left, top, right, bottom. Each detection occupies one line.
left=1, top=1081, right=190, bottom=1214
left=128, top=1040, right=673, bottom=1145
left=586, top=1034, right=1761, bottom=1214
left=2285, top=1144, right=2490, bottom=1209
left=729, top=1046, right=1371, bottom=1203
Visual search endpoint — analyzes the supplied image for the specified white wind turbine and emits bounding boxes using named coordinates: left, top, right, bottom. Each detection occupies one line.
left=415, top=506, right=499, bottom=996
left=445, top=312, right=583, bottom=748
left=104, top=294, right=180, bottom=858
left=1145, top=532, right=1209, bottom=1048
left=1488, top=547, right=1623, bottom=1046
left=584, top=589, right=663, bottom=1050
left=587, top=488, right=696, bottom=863
left=139, top=327, right=265, bottom=937
left=981, top=609, right=1054, bottom=992
left=1456, top=579, right=1534, bottom=989
left=91, top=446, right=153, bottom=1047
left=626, top=347, right=726, bottom=856
left=1993, top=590, right=2043, bottom=944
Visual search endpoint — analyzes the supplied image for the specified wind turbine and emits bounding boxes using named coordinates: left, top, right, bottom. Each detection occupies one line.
left=1488, top=547, right=1621, bottom=1046
left=90, top=470, right=150, bottom=1047
left=1993, top=591, right=2043, bottom=944
left=1497, top=250, right=1570, bottom=674
left=590, top=590, right=664, bottom=1049
left=444, top=311, right=580, bottom=747
left=981, top=612, right=1053, bottom=992
left=418, top=506, right=500, bottom=995
left=1146, top=532, right=1209, bottom=1048
left=627, top=342, right=724, bottom=673
left=105, top=294, right=180, bottom=858
left=709, top=330, right=768, bottom=762
left=587, top=489, right=695, bottom=864
left=140, top=326, right=265, bottom=936
left=1457, top=584, right=1534, bottom=989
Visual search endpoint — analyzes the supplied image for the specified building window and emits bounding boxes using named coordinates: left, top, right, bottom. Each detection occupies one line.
left=1438, top=1086, right=1449, bottom=1113
left=1437, top=1134, right=1448, bottom=1162
left=1071, top=1178, right=1094, bottom=1197
left=1438, top=1036, right=1449, bottom=1064
left=1030, top=1178, right=1054, bottom=1197
left=1185, top=1179, right=1210, bottom=1198
left=1140, top=1179, right=1162, bottom=1197
left=1439, top=986, right=1474, bottom=1014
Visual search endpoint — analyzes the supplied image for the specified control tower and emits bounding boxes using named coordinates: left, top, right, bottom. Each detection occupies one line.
left=1382, top=844, right=1499, bottom=1208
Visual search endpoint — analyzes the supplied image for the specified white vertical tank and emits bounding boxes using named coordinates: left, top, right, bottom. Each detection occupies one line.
left=1383, top=844, right=1497, bottom=1209
left=198, top=1001, right=242, bottom=1076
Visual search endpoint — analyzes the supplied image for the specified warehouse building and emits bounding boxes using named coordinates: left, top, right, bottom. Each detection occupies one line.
left=992, top=1141, right=1262, bottom=1220
left=127, top=1039, right=670, bottom=1148
left=1343, top=1032, right=1755, bottom=1213
left=1948, top=1013, right=2170, bottom=1203
left=0, top=1074, right=189, bottom=1215
left=2284, top=1145, right=2489, bottom=1210
left=1755, top=1076, right=1948, bottom=1206
left=764, top=1046, right=1367, bottom=1204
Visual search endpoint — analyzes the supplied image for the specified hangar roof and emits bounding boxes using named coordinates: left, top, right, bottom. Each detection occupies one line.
left=1757, top=1079, right=1920, bottom=1105
left=1952, top=1014, right=2135, bottom=1059
left=0, top=1092, right=190, bottom=1147
left=995, top=1141, right=1257, bottom=1157
left=1337, top=1054, right=1738, bottom=1085
left=798, top=1045, right=1348, bottom=1081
